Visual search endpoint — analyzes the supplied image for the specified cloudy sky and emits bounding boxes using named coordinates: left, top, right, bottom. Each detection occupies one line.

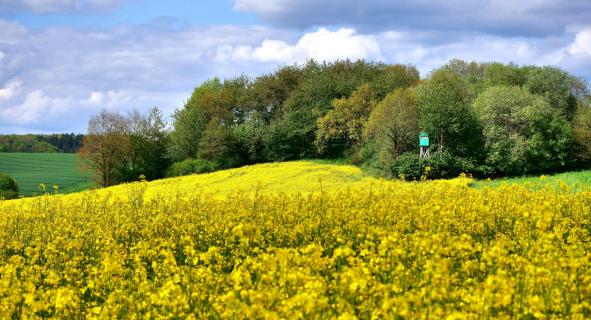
left=0, top=0, right=590, bottom=133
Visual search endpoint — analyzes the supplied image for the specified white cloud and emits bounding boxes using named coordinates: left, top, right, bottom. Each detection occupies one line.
left=0, top=88, right=157, bottom=131
left=86, top=90, right=134, bottom=108
left=0, top=19, right=28, bottom=43
left=0, top=22, right=287, bottom=132
left=375, top=28, right=590, bottom=76
left=218, top=28, right=382, bottom=64
left=0, top=79, right=20, bottom=101
left=568, top=28, right=591, bottom=57
left=2, top=90, right=53, bottom=124
left=0, top=17, right=589, bottom=133
left=233, top=0, right=284, bottom=13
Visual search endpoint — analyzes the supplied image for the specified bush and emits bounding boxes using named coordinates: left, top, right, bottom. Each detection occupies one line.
left=0, top=173, right=19, bottom=200
left=166, top=159, right=219, bottom=177
left=391, top=152, right=424, bottom=180
left=391, top=151, right=482, bottom=180
left=428, top=151, right=459, bottom=178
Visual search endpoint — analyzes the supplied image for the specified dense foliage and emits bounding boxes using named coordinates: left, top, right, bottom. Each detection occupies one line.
left=160, top=59, right=589, bottom=180
left=165, top=159, right=219, bottom=177
left=77, top=59, right=590, bottom=186
left=0, top=167, right=590, bottom=318
left=0, top=134, right=83, bottom=153
left=167, top=60, right=420, bottom=166
left=0, top=173, right=18, bottom=199
left=474, top=86, right=575, bottom=175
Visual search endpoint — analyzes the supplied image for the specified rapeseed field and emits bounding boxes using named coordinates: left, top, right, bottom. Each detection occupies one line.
left=0, top=161, right=590, bottom=319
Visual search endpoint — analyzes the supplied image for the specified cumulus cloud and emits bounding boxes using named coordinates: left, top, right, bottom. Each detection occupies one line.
left=569, top=28, right=591, bottom=57
left=0, top=79, right=21, bottom=100
left=0, top=21, right=292, bottom=133
left=0, top=87, right=185, bottom=133
left=0, top=15, right=590, bottom=133
left=378, top=32, right=572, bottom=75
left=217, top=28, right=381, bottom=63
left=233, top=0, right=591, bottom=37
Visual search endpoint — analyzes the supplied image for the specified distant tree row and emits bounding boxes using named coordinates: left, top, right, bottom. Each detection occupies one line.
left=79, top=59, right=591, bottom=186
left=0, top=133, right=84, bottom=153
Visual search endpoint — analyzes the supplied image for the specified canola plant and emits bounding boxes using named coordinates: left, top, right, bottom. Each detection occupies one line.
left=0, top=163, right=590, bottom=319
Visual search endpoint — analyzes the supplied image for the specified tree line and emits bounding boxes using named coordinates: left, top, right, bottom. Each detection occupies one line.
left=78, top=59, right=591, bottom=187
left=0, top=134, right=84, bottom=153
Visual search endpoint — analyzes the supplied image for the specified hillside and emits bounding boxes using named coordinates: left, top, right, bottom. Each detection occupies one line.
left=0, top=153, right=93, bottom=196
left=53, top=161, right=591, bottom=201
left=41, top=161, right=413, bottom=202
left=1, top=160, right=589, bottom=318
left=2, top=155, right=589, bottom=201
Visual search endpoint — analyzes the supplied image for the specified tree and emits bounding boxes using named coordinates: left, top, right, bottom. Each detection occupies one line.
left=444, top=59, right=486, bottom=80
left=0, top=173, right=19, bottom=200
left=417, top=69, right=484, bottom=159
left=315, top=84, right=377, bottom=157
left=573, top=102, right=591, bottom=164
left=483, top=62, right=526, bottom=88
left=524, top=66, right=579, bottom=120
left=168, top=78, right=224, bottom=161
left=117, top=107, right=170, bottom=181
left=369, top=64, right=420, bottom=99
left=78, top=110, right=130, bottom=187
left=244, top=64, right=304, bottom=121
left=198, top=117, right=230, bottom=165
left=226, top=112, right=268, bottom=165
left=140, top=107, right=170, bottom=179
left=263, top=108, right=317, bottom=161
left=441, top=59, right=487, bottom=100
left=363, top=88, right=419, bottom=168
left=474, top=85, right=575, bottom=175
left=275, top=60, right=410, bottom=159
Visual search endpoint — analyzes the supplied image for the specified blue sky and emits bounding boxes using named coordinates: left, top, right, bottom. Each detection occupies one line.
left=0, top=0, right=590, bottom=133
left=8, top=1, right=258, bottom=28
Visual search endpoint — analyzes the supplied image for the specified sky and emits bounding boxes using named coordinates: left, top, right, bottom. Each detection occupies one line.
left=0, top=0, right=590, bottom=133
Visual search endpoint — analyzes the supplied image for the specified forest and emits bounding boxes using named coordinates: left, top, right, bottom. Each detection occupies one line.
left=78, top=59, right=591, bottom=186
left=0, top=134, right=84, bottom=153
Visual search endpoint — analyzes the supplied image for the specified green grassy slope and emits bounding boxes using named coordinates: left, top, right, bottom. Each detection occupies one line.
left=0, top=153, right=94, bottom=196
left=471, top=169, right=591, bottom=192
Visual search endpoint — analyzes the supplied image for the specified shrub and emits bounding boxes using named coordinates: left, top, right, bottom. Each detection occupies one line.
left=391, top=152, right=424, bottom=180
left=166, top=159, right=219, bottom=177
left=0, top=173, right=19, bottom=200
left=391, top=151, right=482, bottom=180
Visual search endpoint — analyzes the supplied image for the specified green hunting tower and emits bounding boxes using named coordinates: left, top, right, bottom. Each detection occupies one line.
left=419, top=132, right=430, bottom=158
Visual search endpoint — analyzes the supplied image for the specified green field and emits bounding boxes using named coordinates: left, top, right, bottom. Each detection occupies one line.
left=471, top=169, right=591, bottom=192
left=0, top=153, right=94, bottom=196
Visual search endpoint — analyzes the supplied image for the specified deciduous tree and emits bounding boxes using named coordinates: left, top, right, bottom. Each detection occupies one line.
left=315, top=84, right=377, bottom=157
left=364, top=88, right=419, bottom=166
left=474, top=85, right=575, bottom=175
left=78, top=110, right=130, bottom=187
left=417, top=69, right=483, bottom=159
